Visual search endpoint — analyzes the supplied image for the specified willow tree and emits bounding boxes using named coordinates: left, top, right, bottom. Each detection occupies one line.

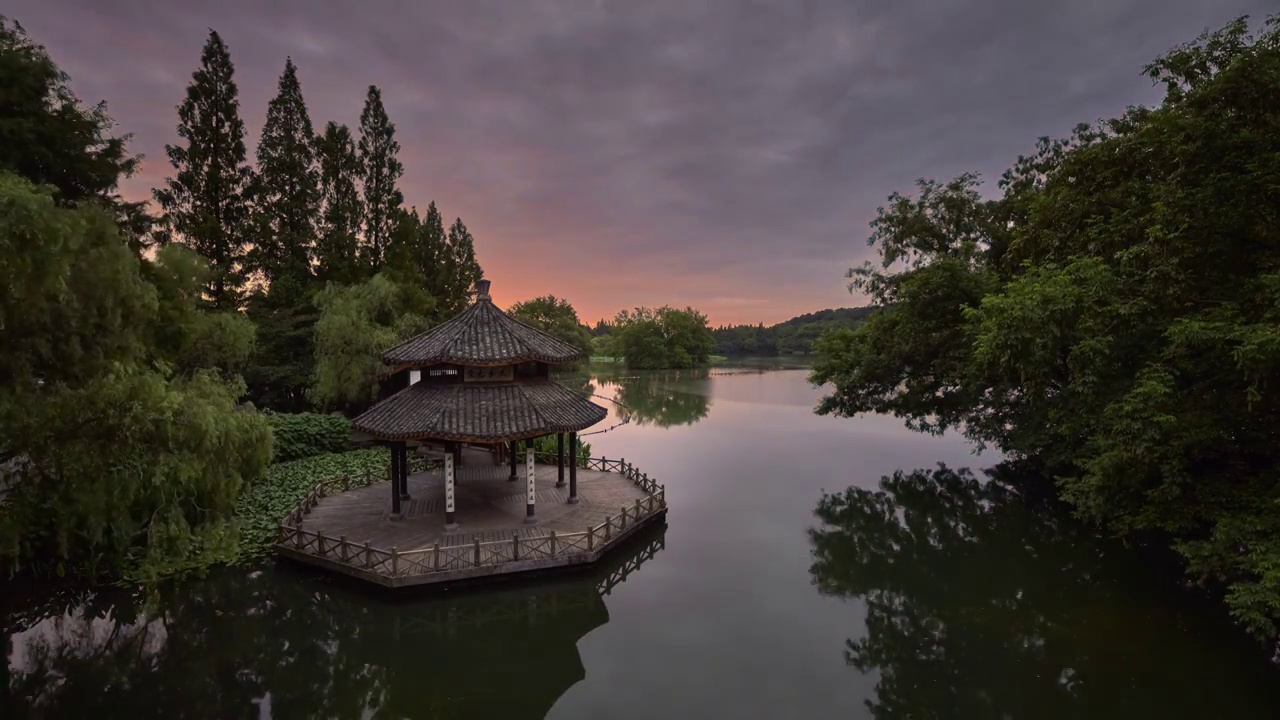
left=0, top=173, right=271, bottom=579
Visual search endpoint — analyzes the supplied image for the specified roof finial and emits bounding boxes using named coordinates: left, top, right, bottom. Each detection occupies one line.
left=476, top=278, right=491, bottom=301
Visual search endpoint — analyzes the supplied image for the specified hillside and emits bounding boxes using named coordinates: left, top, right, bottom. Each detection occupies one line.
left=712, top=306, right=876, bottom=356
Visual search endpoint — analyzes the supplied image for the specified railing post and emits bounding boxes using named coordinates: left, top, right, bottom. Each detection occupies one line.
left=340, top=535, right=348, bottom=562
left=295, top=530, right=303, bottom=550
left=433, top=543, right=441, bottom=571
left=621, top=506, right=629, bottom=529
left=605, top=517, right=612, bottom=541
left=635, top=498, right=642, bottom=518
left=473, top=537, right=481, bottom=566
left=588, top=525, right=595, bottom=551
left=550, top=531, right=557, bottom=556
left=391, top=547, right=399, bottom=576
left=513, top=533, right=520, bottom=561
left=364, top=541, right=372, bottom=568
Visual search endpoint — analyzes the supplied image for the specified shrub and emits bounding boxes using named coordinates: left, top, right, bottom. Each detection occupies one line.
left=266, top=412, right=352, bottom=464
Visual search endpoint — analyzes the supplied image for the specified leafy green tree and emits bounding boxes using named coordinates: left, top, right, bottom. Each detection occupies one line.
left=0, top=172, right=271, bottom=579
left=810, top=15, right=1280, bottom=638
left=243, top=276, right=317, bottom=412
left=357, top=85, right=403, bottom=272
left=147, top=243, right=256, bottom=376
left=508, top=295, right=592, bottom=355
left=613, top=306, right=715, bottom=369
left=413, top=201, right=447, bottom=294
left=153, top=30, right=254, bottom=310
left=312, top=274, right=432, bottom=411
left=250, top=57, right=317, bottom=287
left=314, top=121, right=364, bottom=285
left=0, top=16, right=137, bottom=203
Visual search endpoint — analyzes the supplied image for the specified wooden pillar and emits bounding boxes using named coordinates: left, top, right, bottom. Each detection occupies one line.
left=398, top=443, right=410, bottom=501
left=444, top=450, right=457, bottom=530
left=509, top=439, right=518, bottom=481
left=453, top=441, right=463, bottom=468
left=556, top=432, right=566, bottom=488
left=524, top=438, right=537, bottom=523
left=390, top=444, right=402, bottom=519
left=568, top=432, right=579, bottom=504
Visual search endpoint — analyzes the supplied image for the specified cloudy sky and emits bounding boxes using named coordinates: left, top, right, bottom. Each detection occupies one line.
left=8, top=0, right=1271, bottom=324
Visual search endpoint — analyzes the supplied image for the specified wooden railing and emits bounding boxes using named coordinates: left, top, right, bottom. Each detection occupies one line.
left=276, top=454, right=667, bottom=583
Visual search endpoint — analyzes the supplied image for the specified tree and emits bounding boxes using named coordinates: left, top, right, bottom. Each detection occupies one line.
left=413, top=201, right=447, bottom=296
left=147, top=243, right=256, bottom=376
left=508, top=295, right=592, bottom=355
left=250, top=57, right=318, bottom=288
left=153, top=29, right=254, bottom=310
left=0, top=16, right=137, bottom=203
left=311, top=274, right=432, bottom=412
left=0, top=172, right=272, bottom=579
left=442, top=217, right=483, bottom=316
left=357, top=85, right=403, bottom=272
left=612, top=306, right=715, bottom=369
left=314, top=121, right=364, bottom=285
left=810, top=15, right=1280, bottom=638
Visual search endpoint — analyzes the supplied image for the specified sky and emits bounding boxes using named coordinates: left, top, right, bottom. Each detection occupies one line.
left=7, top=0, right=1273, bottom=325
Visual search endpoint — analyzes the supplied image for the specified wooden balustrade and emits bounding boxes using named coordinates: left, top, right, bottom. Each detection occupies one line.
left=276, top=454, right=667, bottom=581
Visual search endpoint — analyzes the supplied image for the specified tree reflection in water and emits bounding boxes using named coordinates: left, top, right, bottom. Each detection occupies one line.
left=591, top=367, right=710, bottom=428
left=2, top=525, right=666, bottom=719
left=808, top=464, right=1280, bottom=720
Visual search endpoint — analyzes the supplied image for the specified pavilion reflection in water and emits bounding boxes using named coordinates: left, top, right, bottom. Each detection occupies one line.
left=1, top=525, right=667, bottom=720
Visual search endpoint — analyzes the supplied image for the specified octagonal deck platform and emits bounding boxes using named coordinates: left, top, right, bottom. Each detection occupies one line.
left=275, top=451, right=667, bottom=587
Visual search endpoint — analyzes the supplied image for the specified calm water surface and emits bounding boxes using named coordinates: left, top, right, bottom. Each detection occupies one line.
left=4, top=365, right=1279, bottom=718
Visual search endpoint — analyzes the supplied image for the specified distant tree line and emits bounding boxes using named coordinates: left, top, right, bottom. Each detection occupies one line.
left=710, top=306, right=876, bottom=356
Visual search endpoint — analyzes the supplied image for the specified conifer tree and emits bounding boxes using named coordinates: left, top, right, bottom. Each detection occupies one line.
left=357, top=85, right=403, bottom=272
left=314, top=121, right=364, bottom=285
left=153, top=29, right=254, bottom=310
left=251, top=57, right=317, bottom=289
left=415, top=201, right=447, bottom=295
left=442, top=217, right=483, bottom=316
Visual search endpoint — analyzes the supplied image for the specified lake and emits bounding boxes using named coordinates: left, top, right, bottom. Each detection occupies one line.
left=4, top=364, right=1279, bottom=718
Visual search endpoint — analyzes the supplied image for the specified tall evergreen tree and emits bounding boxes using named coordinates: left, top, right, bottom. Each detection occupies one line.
left=442, top=217, right=483, bottom=316
left=153, top=29, right=254, bottom=310
left=357, top=85, right=403, bottom=272
left=251, top=57, right=318, bottom=290
left=415, top=201, right=447, bottom=295
left=314, top=121, right=364, bottom=285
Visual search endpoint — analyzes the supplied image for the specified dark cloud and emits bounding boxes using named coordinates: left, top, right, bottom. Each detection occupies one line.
left=6, top=0, right=1272, bottom=322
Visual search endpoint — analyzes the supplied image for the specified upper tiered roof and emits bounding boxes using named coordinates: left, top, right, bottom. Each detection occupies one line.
left=383, top=280, right=583, bottom=367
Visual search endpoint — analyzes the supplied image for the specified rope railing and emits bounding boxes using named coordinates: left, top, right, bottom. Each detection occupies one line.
left=276, top=455, right=667, bottom=582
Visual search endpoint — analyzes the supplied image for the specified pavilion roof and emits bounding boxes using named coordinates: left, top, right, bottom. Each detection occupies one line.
left=383, top=280, right=584, bottom=367
left=351, top=381, right=607, bottom=443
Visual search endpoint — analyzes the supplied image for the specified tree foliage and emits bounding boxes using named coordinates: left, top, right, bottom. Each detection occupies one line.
left=357, top=85, right=403, bottom=272
left=810, top=15, right=1280, bottom=638
left=0, top=16, right=137, bottom=204
left=612, top=306, right=715, bottom=369
left=311, top=274, right=432, bottom=411
left=250, top=57, right=317, bottom=287
left=264, top=412, right=352, bottom=464
left=314, top=121, right=365, bottom=286
left=712, top=306, right=877, bottom=356
left=508, top=295, right=592, bottom=355
left=153, top=30, right=254, bottom=310
left=0, top=172, right=271, bottom=580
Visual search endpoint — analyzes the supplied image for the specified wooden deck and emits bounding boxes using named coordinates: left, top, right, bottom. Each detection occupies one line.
left=275, top=452, right=667, bottom=587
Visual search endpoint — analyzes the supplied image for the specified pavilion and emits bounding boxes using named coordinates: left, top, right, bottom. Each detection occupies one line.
left=273, top=279, right=667, bottom=587
left=351, top=278, right=607, bottom=528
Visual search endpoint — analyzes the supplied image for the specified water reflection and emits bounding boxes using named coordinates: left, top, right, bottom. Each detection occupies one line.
left=807, top=464, right=1280, bottom=719
left=2, top=525, right=667, bottom=719
left=590, top=367, right=710, bottom=428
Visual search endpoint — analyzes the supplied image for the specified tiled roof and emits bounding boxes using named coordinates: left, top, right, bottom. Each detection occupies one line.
left=383, top=282, right=584, bottom=366
left=352, top=382, right=607, bottom=442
